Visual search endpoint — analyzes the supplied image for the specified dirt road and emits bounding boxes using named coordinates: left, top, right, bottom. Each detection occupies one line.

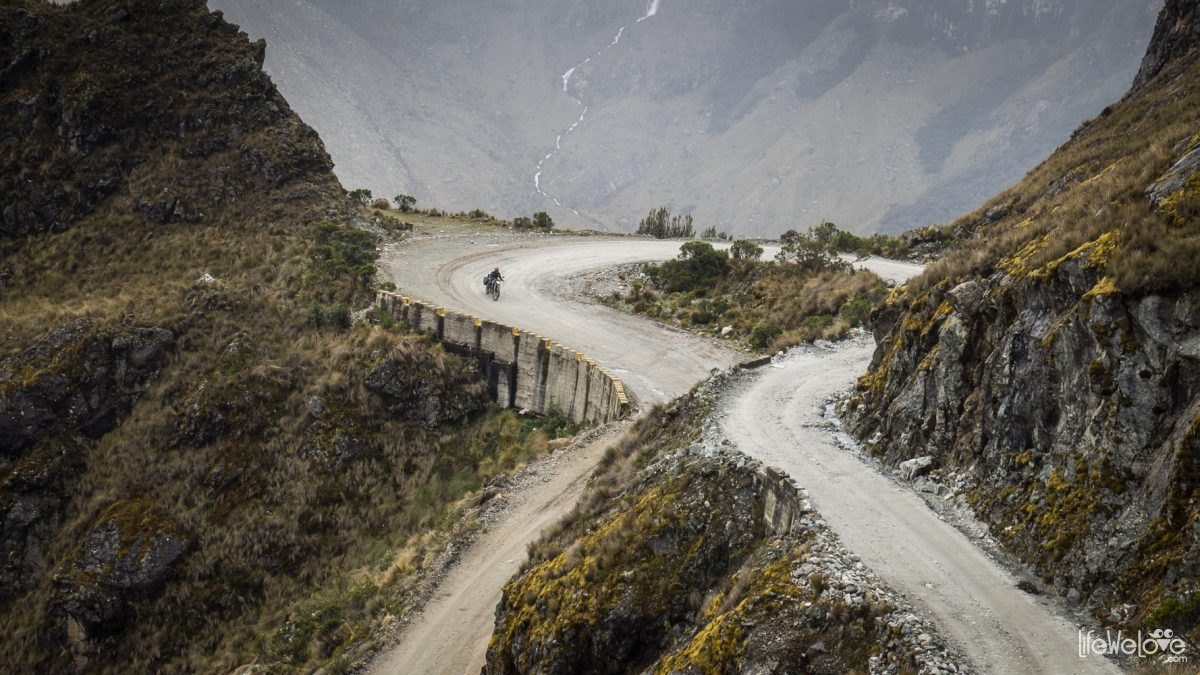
left=368, top=425, right=622, bottom=675
left=721, top=340, right=1120, bottom=674
left=380, top=234, right=747, bottom=405
left=372, top=232, right=1117, bottom=674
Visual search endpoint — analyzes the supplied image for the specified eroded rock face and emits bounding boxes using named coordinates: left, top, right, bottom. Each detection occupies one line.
left=851, top=261, right=1200, bottom=608
left=485, top=453, right=762, bottom=675
left=1134, top=0, right=1200, bottom=89
left=0, top=318, right=174, bottom=456
left=51, top=500, right=191, bottom=647
left=0, top=319, right=172, bottom=604
left=848, top=140, right=1200, bottom=623
left=364, top=344, right=489, bottom=425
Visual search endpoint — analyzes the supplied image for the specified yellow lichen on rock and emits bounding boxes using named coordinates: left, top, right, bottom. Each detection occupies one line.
left=999, top=234, right=1050, bottom=277
left=1160, top=173, right=1200, bottom=222
left=1081, top=158, right=1126, bottom=187
left=1084, top=276, right=1119, bottom=300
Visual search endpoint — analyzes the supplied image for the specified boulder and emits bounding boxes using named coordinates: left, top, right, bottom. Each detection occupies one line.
left=947, top=280, right=986, bottom=314
left=52, top=500, right=190, bottom=644
left=899, top=456, right=935, bottom=481
left=1147, top=145, right=1200, bottom=208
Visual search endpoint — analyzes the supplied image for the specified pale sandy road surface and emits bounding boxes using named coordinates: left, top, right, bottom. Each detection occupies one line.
left=371, top=232, right=1119, bottom=674
left=368, top=425, right=623, bottom=675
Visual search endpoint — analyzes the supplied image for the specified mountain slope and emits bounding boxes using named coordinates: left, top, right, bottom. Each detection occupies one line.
left=847, top=0, right=1200, bottom=641
left=211, top=0, right=1158, bottom=235
left=0, top=2, right=543, bottom=672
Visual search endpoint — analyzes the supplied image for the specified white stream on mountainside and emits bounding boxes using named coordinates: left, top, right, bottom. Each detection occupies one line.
left=533, top=0, right=662, bottom=217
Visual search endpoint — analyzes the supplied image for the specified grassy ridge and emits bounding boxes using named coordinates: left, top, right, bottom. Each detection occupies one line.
left=0, top=2, right=578, bottom=672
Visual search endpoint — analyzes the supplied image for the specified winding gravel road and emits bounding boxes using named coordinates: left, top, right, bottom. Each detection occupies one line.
left=721, top=341, right=1120, bottom=674
left=372, top=232, right=1120, bottom=674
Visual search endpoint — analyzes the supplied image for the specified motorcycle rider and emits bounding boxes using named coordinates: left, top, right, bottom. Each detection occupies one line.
left=484, top=267, right=504, bottom=291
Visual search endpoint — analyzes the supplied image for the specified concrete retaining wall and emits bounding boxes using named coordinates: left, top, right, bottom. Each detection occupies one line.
left=376, top=291, right=631, bottom=424
left=758, top=466, right=808, bottom=535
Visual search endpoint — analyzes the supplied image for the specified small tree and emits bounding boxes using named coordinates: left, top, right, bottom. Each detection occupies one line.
left=812, top=221, right=838, bottom=250
left=393, top=194, right=416, bottom=212
left=700, top=224, right=718, bottom=239
left=730, top=239, right=764, bottom=261
left=349, top=188, right=373, bottom=206
left=636, top=207, right=695, bottom=238
left=512, top=216, right=534, bottom=229
left=775, top=229, right=850, bottom=274
left=532, top=211, right=554, bottom=229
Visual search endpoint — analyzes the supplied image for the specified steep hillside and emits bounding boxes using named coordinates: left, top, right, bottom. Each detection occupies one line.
left=0, top=1, right=548, bottom=672
left=210, top=0, right=1158, bottom=235
left=847, top=0, right=1200, bottom=641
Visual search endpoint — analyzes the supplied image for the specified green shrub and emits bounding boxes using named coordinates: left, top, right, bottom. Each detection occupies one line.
left=393, top=194, right=416, bottom=212
left=649, top=241, right=730, bottom=292
left=348, top=188, right=372, bottom=206
left=730, top=240, right=764, bottom=261
left=311, top=220, right=379, bottom=293
left=750, top=323, right=781, bottom=349
left=839, top=297, right=873, bottom=326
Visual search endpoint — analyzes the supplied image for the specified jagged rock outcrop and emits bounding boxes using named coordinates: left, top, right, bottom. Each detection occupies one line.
left=847, top=0, right=1200, bottom=637
left=0, top=319, right=173, bottom=604
left=1134, top=0, right=1200, bottom=89
left=364, top=344, right=489, bottom=426
left=0, top=319, right=174, bottom=455
left=51, top=499, right=190, bottom=647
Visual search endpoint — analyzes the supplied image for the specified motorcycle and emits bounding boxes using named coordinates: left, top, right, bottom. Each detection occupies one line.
left=484, top=277, right=501, bottom=301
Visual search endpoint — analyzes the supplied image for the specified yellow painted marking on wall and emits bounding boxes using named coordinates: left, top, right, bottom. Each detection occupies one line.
left=437, top=307, right=445, bottom=317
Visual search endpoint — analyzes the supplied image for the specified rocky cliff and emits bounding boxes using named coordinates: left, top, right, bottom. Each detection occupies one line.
left=0, top=1, right=512, bottom=672
left=847, top=0, right=1200, bottom=639
left=1135, top=0, right=1200, bottom=88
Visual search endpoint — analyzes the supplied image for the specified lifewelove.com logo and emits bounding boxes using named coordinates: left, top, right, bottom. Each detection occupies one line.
left=1078, top=628, right=1192, bottom=662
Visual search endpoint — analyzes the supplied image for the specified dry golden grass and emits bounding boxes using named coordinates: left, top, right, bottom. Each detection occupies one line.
left=903, top=55, right=1200, bottom=300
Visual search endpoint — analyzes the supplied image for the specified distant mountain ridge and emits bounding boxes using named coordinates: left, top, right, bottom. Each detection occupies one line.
left=212, top=0, right=1159, bottom=235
